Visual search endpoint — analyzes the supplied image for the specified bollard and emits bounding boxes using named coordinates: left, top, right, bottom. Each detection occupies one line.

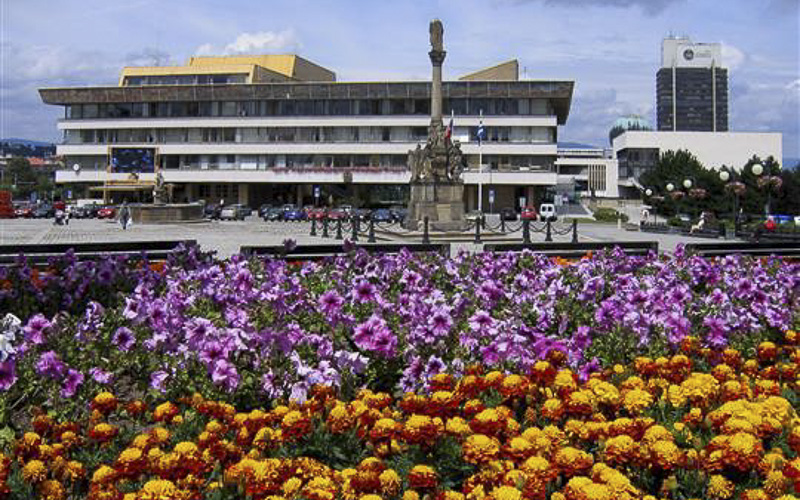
left=523, top=219, right=531, bottom=244
left=501, top=217, right=506, bottom=233
left=310, top=217, right=317, bottom=236
left=422, top=216, right=430, bottom=244
left=571, top=219, right=578, bottom=243
left=474, top=216, right=482, bottom=244
left=322, top=217, right=329, bottom=238
left=545, top=220, right=553, bottom=242
left=335, top=218, right=343, bottom=240
left=368, top=218, right=376, bottom=243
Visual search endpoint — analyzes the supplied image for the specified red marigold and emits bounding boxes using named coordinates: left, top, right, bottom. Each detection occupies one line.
left=408, top=465, right=437, bottom=490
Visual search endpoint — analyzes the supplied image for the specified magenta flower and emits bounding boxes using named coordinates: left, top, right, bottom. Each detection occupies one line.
left=150, top=370, right=169, bottom=393
left=354, top=280, right=376, bottom=303
left=35, top=351, right=66, bottom=378
left=90, top=367, right=113, bottom=384
left=211, top=359, right=239, bottom=392
left=319, top=290, right=344, bottom=317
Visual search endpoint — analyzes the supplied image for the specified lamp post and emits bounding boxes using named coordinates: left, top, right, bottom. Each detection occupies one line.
left=751, top=162, right=781, bottom=217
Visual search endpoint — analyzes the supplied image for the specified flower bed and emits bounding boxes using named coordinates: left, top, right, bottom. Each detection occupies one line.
left=0, top=246, right=798, bottom=497
left=2, top=335, right=800, bottom=499
left=1, top=247, right=798, bottom=416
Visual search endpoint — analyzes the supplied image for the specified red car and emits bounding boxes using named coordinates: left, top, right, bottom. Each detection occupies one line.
left=14, top=206, right=33, bottom=218
left=97, top=206, right=116, bottom=219
left=521, top=206, right=538, bottom=220
left=326, top=208, right=348, bottom=220
left=307, top=207, right=327, bottom=220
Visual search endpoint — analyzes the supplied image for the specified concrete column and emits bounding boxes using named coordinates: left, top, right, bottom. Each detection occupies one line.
left=296, top=185, right=303, bottom=206
left=430, top=56, right=445, bottom=122
left=238, top=184, right=249, bottom=206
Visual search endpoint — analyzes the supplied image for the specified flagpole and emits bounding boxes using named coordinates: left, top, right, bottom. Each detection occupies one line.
left=478, top=109, right=483, bottom=214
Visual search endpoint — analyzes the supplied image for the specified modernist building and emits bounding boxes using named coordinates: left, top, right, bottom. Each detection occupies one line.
left=39, top=56, right=574, bottom=211
left=656, top=36, right=728, bottom=132
left=555, top=143, right=619, bottom=199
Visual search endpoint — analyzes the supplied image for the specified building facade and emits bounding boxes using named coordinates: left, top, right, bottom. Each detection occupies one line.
left=39, top=55, right=574, bottom=211
left=656, top=36, right=728, bottom=132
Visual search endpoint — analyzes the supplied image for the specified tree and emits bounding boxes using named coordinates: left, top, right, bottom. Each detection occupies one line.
left=639, top=149, right=727, bottom=218
left=2, top=157, right=55, bottom=200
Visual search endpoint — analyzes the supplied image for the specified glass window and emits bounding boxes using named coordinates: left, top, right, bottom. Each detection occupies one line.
left=83, top=104, right=98, bottom=119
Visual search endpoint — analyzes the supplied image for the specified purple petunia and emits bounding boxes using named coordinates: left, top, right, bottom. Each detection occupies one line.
left=150, top=370, right=170, bottom=393
left=112, top=327, right=136, bottom=352
left=89, top=367, right=113, bottom=384
left=35, top=351, right=66, bottom=378
left=0, top=360, right=16, bottom=391
left=354, top=280, right=376, bottom=303
left=61, top=368, right=84, bottom=398
left=210, top=359, right=239, bottom=392
left=23, top=314, right=52, bottom=345
left=319, top=290, right=344, bottom=317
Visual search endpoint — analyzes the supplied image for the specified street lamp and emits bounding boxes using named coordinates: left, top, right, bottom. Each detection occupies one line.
left=683, top=179, right=693, bottom=190
left=751, top=162, right=781, bottom=216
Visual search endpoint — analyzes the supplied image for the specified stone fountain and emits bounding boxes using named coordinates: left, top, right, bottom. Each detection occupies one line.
left=129, top=170, right=204, bottom=223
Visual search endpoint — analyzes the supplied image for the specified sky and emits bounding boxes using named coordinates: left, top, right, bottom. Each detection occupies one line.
left=1, top=0, right=798, bottom=161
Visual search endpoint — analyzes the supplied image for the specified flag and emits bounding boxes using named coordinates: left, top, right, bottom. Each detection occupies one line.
left=477, top=111, right=486, bottom=146
left=445, top=111, right=454, bottom=142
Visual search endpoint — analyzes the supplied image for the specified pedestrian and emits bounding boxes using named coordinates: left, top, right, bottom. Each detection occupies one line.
left=119, top=201, right=131, bottom=231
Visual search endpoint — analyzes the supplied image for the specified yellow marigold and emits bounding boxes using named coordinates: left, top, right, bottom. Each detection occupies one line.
left=138, top=479, right=179, bottom=500
left=707, top=474, right=735, bottom=499
left=92, top=392, right=118, bottom=414
left=589, top=380, right=621, bottom=406
left=604, top=435, right=637, bottom=465
left=565, top=477, right=611, bottom=500
left=554, top=447, right=593, bottom=476
left=403, top=491, right=420, bottom=500
left=470, top=408, right=506, bottom=436
left=404, top=414, right=442, bottom=444
left=499, top=374, right=529, bottom=398
left=328, top=403, right=354, bottom=433
left=282, top=410, right=311, bottom=440
left=490, top=485, right=521, bottom=500
left=22, top=459, right=47, bottom=483
left=484, top=371, right=505, bottom=388
left=505, top=437, right=534, bottom=461
left=118, top=447, right=143, bottom=464
left=520, top=456, right=553, bottom=479
left=39, top=479, right=65, bottom=500
left=765, top=470, right=788, bottom=497
left=360, top=495, right=382, bottom=500
left=408, top=465, right=437, bottom=489
left=283, top=477, right=303, bottom=497
left=463, top=434, right=500, bottom=464
left=642, top=425, right=674, bottom=446
left=150, top=427, right=171, bottom=445
left=622, top=388, right=653, bottom=414
left=566, top=390, right=596, bottom=415
left=554, top=370, right=578, bottom=395
left=153, top=402, right=179, bottom=422
left=541, top=398, right=564, bottom=421
left=379, top=469, right=401, bottom=496
left=445, top=417, right=471, bottom=437
left=649, top=440, right=682, bottom=471
left=442, top=491, right=465, bottom=500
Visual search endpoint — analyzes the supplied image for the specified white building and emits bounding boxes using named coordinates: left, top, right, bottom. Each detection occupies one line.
left=613, top=130, right=783, bottom=197
left=555, top=144, right=619, bottom=198
left=39, top=55, right=574, bottom=211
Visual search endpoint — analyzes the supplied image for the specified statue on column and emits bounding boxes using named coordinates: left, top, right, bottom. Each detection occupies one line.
left=153, top=170, right=167, bottom=204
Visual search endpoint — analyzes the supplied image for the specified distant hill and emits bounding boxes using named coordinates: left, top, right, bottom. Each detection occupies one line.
left=1, top=138, right=55, bottom=148
left=558, top=141, right=602, bottom=150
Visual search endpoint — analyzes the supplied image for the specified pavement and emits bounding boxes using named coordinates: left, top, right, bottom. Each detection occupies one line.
left=0, top=216, right=724, bottom=257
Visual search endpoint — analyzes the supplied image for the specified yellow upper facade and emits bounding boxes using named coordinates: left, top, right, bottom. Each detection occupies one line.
left=119, top=54, right=335, bottom=86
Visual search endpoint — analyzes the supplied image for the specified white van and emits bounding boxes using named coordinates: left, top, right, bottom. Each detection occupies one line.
left=539, top=203, right=557, bottom=222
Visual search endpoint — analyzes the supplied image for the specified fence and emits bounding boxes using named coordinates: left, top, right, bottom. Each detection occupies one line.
left=309, top=215, right=581, bottom=245
left=0, top=240, right=197, bottom=266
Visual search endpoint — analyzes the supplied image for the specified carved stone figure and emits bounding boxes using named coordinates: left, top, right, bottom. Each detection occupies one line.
left=448, top=142, right=464, bottom=181
left=429, top=19, right=443, bottom=52
left=153, top=171, right=167, bottom=204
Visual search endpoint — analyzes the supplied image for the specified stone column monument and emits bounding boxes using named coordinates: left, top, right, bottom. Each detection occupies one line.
left=406, top=19, right=466, bottom=231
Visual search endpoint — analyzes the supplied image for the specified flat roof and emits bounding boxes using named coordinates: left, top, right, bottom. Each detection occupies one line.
left=39, top=80, right=575, bottom=124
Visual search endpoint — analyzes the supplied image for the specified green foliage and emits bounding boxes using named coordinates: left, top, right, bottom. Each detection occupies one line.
left=593, top=207, right=628, bottom=223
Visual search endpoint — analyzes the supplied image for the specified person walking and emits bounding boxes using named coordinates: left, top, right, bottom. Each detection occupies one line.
left=119, top=201, right=131, bottom=231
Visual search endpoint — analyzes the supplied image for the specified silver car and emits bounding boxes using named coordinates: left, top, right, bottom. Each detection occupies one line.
left=220, top=204, right=247, bottom=221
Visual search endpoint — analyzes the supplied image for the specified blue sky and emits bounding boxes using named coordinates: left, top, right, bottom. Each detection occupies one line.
left=2, top=0, right=798, bottom=161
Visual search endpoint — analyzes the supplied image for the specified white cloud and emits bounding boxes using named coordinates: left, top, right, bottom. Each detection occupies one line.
left=721, top=43, right=746, bottom=70
left=195, top=30, right=302, bottom=56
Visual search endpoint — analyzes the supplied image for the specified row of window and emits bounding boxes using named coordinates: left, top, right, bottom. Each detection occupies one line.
left=124, top=74, right=248, bottom=86
left=69, top=153, right=555, bottom=171
left=65, top=98, right=553, bottom=119
left=64, top=126, right=555, bottom=145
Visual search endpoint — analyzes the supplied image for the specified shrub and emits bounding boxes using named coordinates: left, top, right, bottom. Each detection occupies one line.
left=593, top=207, right=628, bottom=223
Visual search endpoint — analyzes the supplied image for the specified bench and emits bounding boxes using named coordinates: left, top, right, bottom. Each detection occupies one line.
left=0, top=240, right=197, bottom=266
left=684, top=241, right=800, bottom=258
left=483, top=241, right=658, bottom=258
left=240, top=243, right=451, bottom=261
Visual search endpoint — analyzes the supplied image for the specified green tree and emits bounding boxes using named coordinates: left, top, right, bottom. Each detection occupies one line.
left=2, top=157, right=57, bottom=200
left=639, top=149, right=726, bottom=218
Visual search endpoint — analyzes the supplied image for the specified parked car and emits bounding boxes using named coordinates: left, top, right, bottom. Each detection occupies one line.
left=33, top=204, right=55, bottom=218
left=327, top=207, right=348, bottom=220
left=500, top=207, right=518, bottom=221
left=258, top=204, right=273, bottom=219
left=521, top=206, right=538, bottom=220
left=539, top=203, right=557, bottom=222
left=73, top=204, right=97, bottom=219
left=53, top=201, right=66, bottom=211
left=339, top=204, right=354, bottom=215
left=354, top=208, right=372, bottom=221
left=14, top=205, right=33, bottom=218
left=370, top=209, right=394, bottom=223
left=390, top=207, right=408, bottom=223
left=465, top=210, right=483, bottom=222
left=204, top=204, right=222, bottom=220
left=263, top=207, right=284, bottom=221
left=307, top=207, right=327, bottom=220
left=282, top=204, right=306, bottom=221
left=97, top=206, right=116, bottom=219
left=220, top=204, right=247, bottom=221
left=239, top=205, right=253, bottom=217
